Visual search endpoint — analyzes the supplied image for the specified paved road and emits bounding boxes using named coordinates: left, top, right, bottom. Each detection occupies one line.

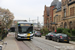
left=8, top=32, right=75, bottom=50
left=23, top=36, right=75, bottom=50
left=16, top=40, right=30, bottom=50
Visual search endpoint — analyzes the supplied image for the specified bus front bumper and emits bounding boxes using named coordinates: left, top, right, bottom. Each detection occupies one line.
left=17, top=36, right=33, bottom=39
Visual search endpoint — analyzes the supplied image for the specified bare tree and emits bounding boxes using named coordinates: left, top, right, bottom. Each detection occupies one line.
left=0, top=7, right=14, bottom=30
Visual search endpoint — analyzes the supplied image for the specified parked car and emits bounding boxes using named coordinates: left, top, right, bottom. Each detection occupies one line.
left=52, top=33, right=69, bottom=43
left=45, top=32, right=56, bottom=40
left=34, top=31, right=41, bottom=37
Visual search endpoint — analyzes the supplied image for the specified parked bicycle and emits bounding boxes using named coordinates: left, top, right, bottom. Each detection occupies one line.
left=0, top=40, right=7, bottom=50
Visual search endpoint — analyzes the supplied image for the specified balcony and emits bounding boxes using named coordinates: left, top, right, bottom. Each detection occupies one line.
left=62, top=16, right=75, bottom=20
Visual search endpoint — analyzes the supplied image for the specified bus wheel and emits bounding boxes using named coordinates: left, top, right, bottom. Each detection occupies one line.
left=29, top=39, right=31, bottom=41
left=16, top=38, right=19, bottom=41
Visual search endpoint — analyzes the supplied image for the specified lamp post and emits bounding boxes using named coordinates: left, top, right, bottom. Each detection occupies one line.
left=5, top=16, right=9, bottom=31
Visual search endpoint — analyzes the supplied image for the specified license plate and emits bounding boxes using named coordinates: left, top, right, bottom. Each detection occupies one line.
left=27, top=33, right=30, bottom=36
left=64, top=40, right=67, bottom=41
left=27, top=38, right=30, bottom=39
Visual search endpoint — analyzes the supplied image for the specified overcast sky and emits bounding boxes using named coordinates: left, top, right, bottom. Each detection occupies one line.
left=0, top=0, right=61, bottom=23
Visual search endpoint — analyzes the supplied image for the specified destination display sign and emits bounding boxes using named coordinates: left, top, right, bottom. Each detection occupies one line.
left=20, top=24, right=30, bottom=26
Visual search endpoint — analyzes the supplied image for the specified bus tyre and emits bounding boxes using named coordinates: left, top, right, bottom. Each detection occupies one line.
left=67, top=41, right=69, bottom=43
left=29, top=39, right=31, bottom=41
left=16, top=38, right=19, bottom=41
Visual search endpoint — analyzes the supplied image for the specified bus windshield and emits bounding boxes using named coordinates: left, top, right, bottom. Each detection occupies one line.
left=18, top=26, right=33, bottom=34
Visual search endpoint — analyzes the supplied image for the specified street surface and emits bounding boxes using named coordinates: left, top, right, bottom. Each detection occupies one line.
left=23, top=37, right=75, bottom=50
left=3, top=32, right=75, bottom=50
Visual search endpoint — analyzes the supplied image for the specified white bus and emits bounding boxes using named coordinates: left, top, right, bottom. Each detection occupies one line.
left=15, top=22, right=33, bottom=40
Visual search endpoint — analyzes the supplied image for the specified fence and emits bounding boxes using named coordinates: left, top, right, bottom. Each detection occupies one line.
left=70, top=36, right=75, bottom=41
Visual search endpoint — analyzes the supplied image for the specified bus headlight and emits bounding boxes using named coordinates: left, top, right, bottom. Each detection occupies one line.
left=30, top=34, right=33, bottom=36
left=17, top=34, right=21, bottom=37
left=18, top=34, right=20, bottom=35
left=17, top=34, right=20, bottom=36
left=30, top=32, right=32, bottom=33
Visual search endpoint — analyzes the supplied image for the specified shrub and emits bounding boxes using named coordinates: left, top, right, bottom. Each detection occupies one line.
left=57, top=28, right=64, bottom=33
left=62, top=29, right=71, bottom=37
left=40, top=29, right=43, bottom=35
left=62, top=29, right=68, bottom=34
left=42, top=27, right=49, bottom=36
left=42, top=33, right=48, bottom=36
left=64, top=28, right=70, bottom=33
left=66, top=32, right=72, bottom=37
left=72, top=29, right=75, bottom=36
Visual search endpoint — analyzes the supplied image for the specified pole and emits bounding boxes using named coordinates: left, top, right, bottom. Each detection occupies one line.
left=37, top=17, right=39, bottom=23
left=29, top=18, right=30, bottom=22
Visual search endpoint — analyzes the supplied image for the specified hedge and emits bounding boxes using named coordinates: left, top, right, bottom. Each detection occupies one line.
left=72, top=29, right=75, bottom=36
left=57, top=28, right=64, bottom=33
left=40, top=28, right=49, bottom=36
left=57, top=28, right=72, bottom=37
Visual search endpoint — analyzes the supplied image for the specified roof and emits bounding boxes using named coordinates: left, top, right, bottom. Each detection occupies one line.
left=18, top=22, right=32, bottom=24
left=53, top=2, right=61, bottom=12
left=51, top=0, right=59, bottom=6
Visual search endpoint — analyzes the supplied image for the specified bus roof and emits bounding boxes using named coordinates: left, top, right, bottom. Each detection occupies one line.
left=18, top=21, right=33, bottom=24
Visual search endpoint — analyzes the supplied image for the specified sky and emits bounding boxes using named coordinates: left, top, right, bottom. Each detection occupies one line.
left=0, top=0, right=61, bottom=24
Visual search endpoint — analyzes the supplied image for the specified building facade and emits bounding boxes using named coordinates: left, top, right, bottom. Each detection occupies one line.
left=43, top=0, right=75, bottom=32
left=43, top=5, right=50, bottom=29
left=43, top=0, right=60, bottom=31
left=52, top=1, right=62, bottom=31
left=60, top=0, right=75, bottom=30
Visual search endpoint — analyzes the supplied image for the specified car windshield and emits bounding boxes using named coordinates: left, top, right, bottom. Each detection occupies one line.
left=48, top=33, right=51, bottom=35
left=37, top=31, right=40, bottom=33
left=51, top=33, right=55, bottom=35
left=18, top=26, right=33, bottom=34
left=61, top=34, right=67, bottom=37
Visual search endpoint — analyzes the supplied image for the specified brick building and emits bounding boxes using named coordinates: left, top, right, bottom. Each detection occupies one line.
left=43, top=0, right=59, bottom=31
left=43, top=5, right=50, bottom=29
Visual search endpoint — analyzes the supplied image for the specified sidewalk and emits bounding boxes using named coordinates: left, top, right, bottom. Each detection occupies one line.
left=2, top=33, right=19, bottom=50
left=70, top=41, right=75, bottom=45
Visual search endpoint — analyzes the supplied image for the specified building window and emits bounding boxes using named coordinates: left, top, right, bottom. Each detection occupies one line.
left=64, top=22, right=67, bottom=28
left=59, top=16, right=60, bottom=22
left=70, top=7, right=74, bottom=16
left=64, top=9, right=66, bottom=17
left=69, top=21, right=72, bottom=29
left=61, top=22, right=63, bottom=27
left=53, top=27, right=54, bottom=32
left=50, top=17, right=51, bottom=20
left=69, top=0, right=71, bottom=2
